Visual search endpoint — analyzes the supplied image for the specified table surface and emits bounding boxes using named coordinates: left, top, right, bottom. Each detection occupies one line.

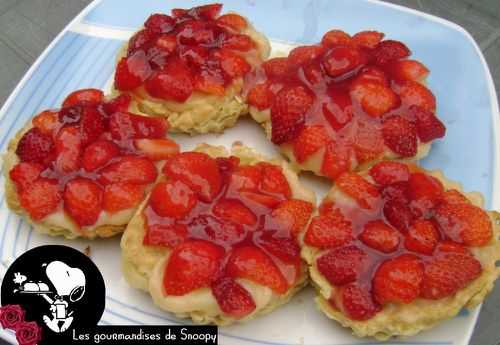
left=0, top=0, right=498, bottom=344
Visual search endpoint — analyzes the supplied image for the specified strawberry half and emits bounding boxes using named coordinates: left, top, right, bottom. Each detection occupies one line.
left=134, top=138, right=180, bottom=161
left=213, top=198, right=257, bottom=226
left=149, top=180, right=197, bottom=219
left=336, top=172, right=381, bottom=210
left=62, top=88, right=104, bottom=108
left=369, top=161, right=410, bottom=186
left=359, top=220, right=400, bottom=253
left=382, top=115, right=418, bottom=157
left=317, top=245, right=367, bottom=286
left=211, top=276, right=256, bottom=318
left=16, top=127, right=55, bottom=165
left=82, top=140, right=120, bottom=172
left=19, top=178, right=61, bottom=220
left=271, top=199, right=313, bottom=236
left=145, top=57, right=193, bottom=102
left=63, top=177, right=103, bottom=227
left=304, top=210, right=353, bottom=249
left=103, top=182, right=146, bottom=213
left=98, top=156, right=158, bottom=185
left=109, top=111, right=168, bottom=140
left=143, top=224, right=188, bottom=248
left=293, top=125, right=330, bottom=163
left=10, top=162, right=44, bottom=191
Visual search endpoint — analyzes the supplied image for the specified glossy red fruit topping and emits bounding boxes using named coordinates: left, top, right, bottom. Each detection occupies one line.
left=216, top=13, right=247, bottom=30
left=62, top=88, right=104, bottom=108
left=321, top=30, right=352, bottom=47
left=226, top=245, right=289, bottom=294
left=340, top=283, right=381, bottom=321
left=10, top=162, right=44, bottom=191
left=143, top=224, right=188, bottom=248
left=404, top=219, right=439, bottom=255
left=270, top=86, right=312, bottom=144
left=144, top=13, right=175, bottom=34
left=373, top=254, right=424, bottom=304
left=336, top=172, right=381, bottom=210
left=149, top=180, right=196, bottom=219
left=383, top=199, right=413, bottom=232
left=304, top=210, right=353, bottom=249
left=410, top=105, right=446, bottom=142
left=359, top=220, right=400, bottom=253
left=115, top=51, right=152, bottom=91
left=162, top=152, right=222, bottom=202
left=350, top=80, right=399, bottom=117
left=103, top=183, right=146, bottom=213
left=63, top=178, right=103, bottom=227
left=369, top=161, right=410, bottom=186
left=407, top=172, right=444, bottom=216
left=145, top=58, right=193, bottom=102
left=258, top=162, right=291, bottom=198
left=271, top=199, right=313, bottom=236
left=293, top=126, right=330, bottom=163
left=434, top=202, right=492, bottom=246
left=211, top=276, right=256, bottom=318
left=247, top=82, right=273, bottom=110
left=382, top=115, right=417, bottom=157
left=134, top=138, right=179, bottom=161
left=82, top=141, right=120, bottom=172
left=164, top=240, right=224, bottom=295
left=54, top=126, right=82, bottom=173
left=19, top=178, right=61, bottom=220
left=109, top=111, right=168, bottom=140
left=372, top=40, right=410, bottom=65
left=420, top=243, right=482, bottom=299
left=16, top=128, right=54, bottom=165
left=396, top=80, right=436, bottom=112
left=384, top=59, right=429, bottom=82
left=321, top=142, right=354, bottom=180
left=262, top=58, right=288, bottom=79
left=323, top=46, right=362, bottom=77
left=99, top=156, right=158, bottom=185
left=317, top=245, right=367, bottom=286
left=213, top=199, right=257, bottom=226
left=32, top=110, right=60, bottom=136
left=288, top=45, right=324, bottom=67
left=352, top=31, right=384, bottom=49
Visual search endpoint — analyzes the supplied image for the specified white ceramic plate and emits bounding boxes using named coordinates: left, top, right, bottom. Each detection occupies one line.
left=0, top=1, right=498, bottom=344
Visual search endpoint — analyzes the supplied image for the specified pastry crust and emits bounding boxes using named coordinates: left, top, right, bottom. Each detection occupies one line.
left=301, top=167, right=500, bottom=340
left=121, top=143, right=315, bottom=325
left=115, top=17, right=271, bottom=135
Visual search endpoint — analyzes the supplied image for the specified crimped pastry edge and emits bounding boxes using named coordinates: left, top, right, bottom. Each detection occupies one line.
left=300, top=166, right=500, bottom=340
left=121, top=143, right=316, bottom=325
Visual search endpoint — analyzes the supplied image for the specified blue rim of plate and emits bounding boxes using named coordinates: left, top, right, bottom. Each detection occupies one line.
left=0, top=1, right=498, bottom=344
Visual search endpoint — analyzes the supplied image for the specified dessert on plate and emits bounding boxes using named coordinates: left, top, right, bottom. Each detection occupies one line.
left=300, top=160, right=500, bottom=339
left=114, top=3, right=270, bottom=134
left=244, top=29, right=446, bottom=180
left=121, top=143, right=315, bottom=324
left=4, top=88, right=179, bottom=239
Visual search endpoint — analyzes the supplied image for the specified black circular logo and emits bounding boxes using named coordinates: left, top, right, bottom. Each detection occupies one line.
left=1, top=245, right=105, bottom=344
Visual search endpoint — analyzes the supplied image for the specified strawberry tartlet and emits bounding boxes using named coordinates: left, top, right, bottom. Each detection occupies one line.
left=4, top=88, right=179, bottom=239
left=245, top=29, right=446, bottom=180
left=114, top=3, right=270, bottom=134
left=121, top=144, right=316, bottom=324
left=300, top=161, right=500, bottom=339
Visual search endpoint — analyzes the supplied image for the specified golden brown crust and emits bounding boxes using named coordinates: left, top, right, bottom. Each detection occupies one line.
left=121, top=143, right=315, bottom=325
left=301, top=166, right=500, bottom=340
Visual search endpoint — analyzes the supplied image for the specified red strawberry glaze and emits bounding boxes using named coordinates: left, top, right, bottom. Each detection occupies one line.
left=142, top=151, right=314, bottom=318
left=115, top=3, right=264, bottom=101
left=244, top=29, right=446, bottom=180
left=305, top=161, right=491, bottom=321
left=10, top=89, right=179, bottom=228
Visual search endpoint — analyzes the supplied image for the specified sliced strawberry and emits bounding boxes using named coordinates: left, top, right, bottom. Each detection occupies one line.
left=101, top=94, right=132, bottom=115
left=240, top=191, right=282, bottom=210
left=369, top=161, right=410, bottom=186
left=63, top=177, right=103, bottom=226
left=293, top=125, right=329, bottom=163
left=79, top=105, right=105, bottom=145
left=62, top=88, right=104, bottom=108
left=258, top=163, right=291, bottom=198
left=396, top=80, right=436, bottom=112
left=270, top=85, right=312, bottom=144
left=350, top=80, right=399, bottom=117
left=382, top=115, right=417, bottom=157
left=410, top=105, right=446, bottom=142
left=352, top=119, right=384, bottom=163
left=216, top=13, right=247, bottom=30
left=383, top=199, right=413, bottom=232
left=163, top=152, right=222, bottom=202
left=9, top=162, right=44, bottom=191
left=421, top=244, right=482, bottom=299
left=440, top=189, right=470, bottom=205
left=145, top=57, right=193, bottom=102
left=134, top=138, right=179, bottom=161
left=164, top=240, right=224, bottom=295
left=304, top=211, right=353, bottom=249
left=109, top=111, right=168, bottom=140
left=288, top=45, right=324, bottom=67
left=404, top=219, right=439, bottom=255
left=262, top=58, right=289, bottom=79
left=372, top=40, right=410, bottom=65
left=226, top=245, right=289, bottom=294
left=193, top=65, right=225, bottom=96
left=19, top=178, right=60, bottom=220
left=222, top=34, right=255, bottom=51
left=178, top=45, right=209, bottom=67
left=407, top=172, right=444, bottom=217
left=385, top=59, right=429, bottom=82
left=322, top=46, right=362, bottom=77
left=143, top=223, right=188, bottom=248
left=303, top=60, right=326, bottom=85
left=211, top=276, right=256, bottom=318
left=352, top=31, right=384, bottom=49
left=99, top=156, right=158, bottom=185
left=127, top=29, right=154, bottom=55
left=359, top=220, right=400, bottom=253
left=336, top=172, right=381, bottom=210
left=189, top=214, right=245, bottom=245
left=144, top=13, right=175, bottom=34
left=321, top=30, right=352, bottom=47
left=213, top=48, right=251, bottom=79
left=340, top=283, right=381, bottom=321
left=257, top=235, right=301, bottom=265
left=103, top=182, right=146, bottom=213
left=82, top=140, right=119, bottom=172
left=228, top=164, right=262, bottom=192
left=213, top=198, right=257, bottom=226
left=32, top=110, right=60, bottom=135
left=271, top=199, right=313, bottom=236
left=317, top=245, right=367, bottom=286
left=149, top=180, right=197, bottom=219
left=322, top=90, right=353, bottom=130
left=434, top=202, right=492, bottom=247
left=247, top=82, right=273, bottom=110
left=381, top=181, right=410, bottom=203
left=356, top=66, right=388, bottom=85
left=154, top=34, right=177, bottom=55
left=54, top=126, right=81, bottom=173
left=115, top=51, right=152, bottom=91
left=185, top=3, right=222, bottom=20
left=321, top=142, right=355, bottom=180
left=16, top=127, right=54, bottom=165
left=373, top=255, right=424, bottom=305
